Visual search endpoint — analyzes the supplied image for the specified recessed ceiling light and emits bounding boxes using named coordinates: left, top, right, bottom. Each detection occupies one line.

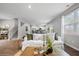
left=28, top=5, right=31, bottom=9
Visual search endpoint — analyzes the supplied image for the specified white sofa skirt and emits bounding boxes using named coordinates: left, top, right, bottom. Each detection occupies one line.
left=22, top=40, right=43, bottom=51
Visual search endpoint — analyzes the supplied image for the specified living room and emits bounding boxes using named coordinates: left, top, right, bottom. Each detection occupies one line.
left=0, top=3, right=79, bottom=56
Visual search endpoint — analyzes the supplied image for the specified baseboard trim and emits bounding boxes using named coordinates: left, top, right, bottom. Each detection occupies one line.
left=65, top=43, right=79, bottom=51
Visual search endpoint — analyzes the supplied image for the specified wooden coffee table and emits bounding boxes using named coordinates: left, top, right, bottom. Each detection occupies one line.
left=15, top=46, right=69, bottom=56
left=21, top=46, right=43, bottom=56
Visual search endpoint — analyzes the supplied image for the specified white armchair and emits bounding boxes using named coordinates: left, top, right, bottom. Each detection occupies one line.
left=53, top=36, right=64, bottom=50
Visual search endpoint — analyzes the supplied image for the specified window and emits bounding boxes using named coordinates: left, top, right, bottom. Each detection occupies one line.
left=64, top=8, right=79, bottom=34
left=64, top=11, right=74, bottom=32
left=64, top=12, right=74, bottom=25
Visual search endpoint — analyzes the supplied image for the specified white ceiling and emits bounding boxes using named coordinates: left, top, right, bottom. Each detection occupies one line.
left=0, top=3, right=74, bottom=25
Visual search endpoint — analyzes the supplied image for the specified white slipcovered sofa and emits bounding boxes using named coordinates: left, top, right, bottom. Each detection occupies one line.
left=22, top=33, right=64, bottom=51
left=22, top=34, right=44, bottom=51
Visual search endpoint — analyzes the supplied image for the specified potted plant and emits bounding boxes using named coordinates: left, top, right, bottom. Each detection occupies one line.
left=43, top=35, right=53, bottom=55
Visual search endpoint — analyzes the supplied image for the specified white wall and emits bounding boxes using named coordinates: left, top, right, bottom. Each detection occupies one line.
left=48, top=17, right=61, bottom=36
left=9, top=19, right=18, bottom=39
left=0, top=20, right=14, bottom=28
left=64, top=34, right=79, bottom=51
left=18, top=19, right=30, bottom=39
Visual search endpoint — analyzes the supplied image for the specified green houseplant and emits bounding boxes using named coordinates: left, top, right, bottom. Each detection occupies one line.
left=45, top=35, right=53, bottom=54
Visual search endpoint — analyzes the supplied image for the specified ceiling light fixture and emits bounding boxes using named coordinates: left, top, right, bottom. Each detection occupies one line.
left=28, top=5, right=31, bottom=9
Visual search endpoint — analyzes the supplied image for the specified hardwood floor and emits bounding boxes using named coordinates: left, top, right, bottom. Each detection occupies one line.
left=64, top=44, right=79, bottom=56
left=0, top=40, right=22, bottom=56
